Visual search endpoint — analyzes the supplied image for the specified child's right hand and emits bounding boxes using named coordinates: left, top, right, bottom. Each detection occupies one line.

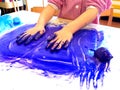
left=16, top=25, right=45, bottom=45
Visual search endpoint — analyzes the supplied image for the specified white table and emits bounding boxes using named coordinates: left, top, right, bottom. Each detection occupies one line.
left=0, top=11, right=120, bottom=90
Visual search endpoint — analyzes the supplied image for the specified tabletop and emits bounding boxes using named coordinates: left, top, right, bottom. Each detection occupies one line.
left=0, top=10, right=120, bottom=90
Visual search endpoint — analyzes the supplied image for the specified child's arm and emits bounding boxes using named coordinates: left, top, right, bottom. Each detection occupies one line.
left=26, top=5, right=57, bottom=35
left=35, top=5, right=56, bottom=28
left=63, top=7, right=98, bottom=34
left=16, top=5, right=57, bottom=45
left=17, top=4, right=57, bottom=36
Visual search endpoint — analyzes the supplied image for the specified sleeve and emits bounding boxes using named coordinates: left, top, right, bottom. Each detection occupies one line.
left=48, top=0, right=63, bottom=10
left=86, top=0, right=112, bottom=14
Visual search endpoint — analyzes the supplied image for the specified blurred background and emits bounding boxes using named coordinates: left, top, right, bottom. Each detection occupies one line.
left=0, top=0, right=120, bottom=28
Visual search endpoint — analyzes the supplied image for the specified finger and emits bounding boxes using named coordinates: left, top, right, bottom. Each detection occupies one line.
left=16, top=33, right=27, bottom=44
left=51, top=42, right=60, bottom=50
left=63, top=40, right=70, bottom=48
left=24, top=35, right=34, bottom=45
left=16, top=34, right=31, bottom=45
left=56, top=41, right=65, bottom=49
left=16, top=33, right=27, bottom=40
left=47, top=40, right=56, bottom=49
left=16, top=33, right=24, bottom=38
left=47, top=34, right=56, bottom=42
left=47, top=37, right=57, bottom=48
left=34, top=31, right=42, bottom=40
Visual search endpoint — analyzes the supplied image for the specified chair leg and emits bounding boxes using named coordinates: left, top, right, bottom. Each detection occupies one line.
left=107, top=16, right=113, bottom=26
left=100, top=8, right=113, bottom=26
left=107, top=8, right=113, bottom=26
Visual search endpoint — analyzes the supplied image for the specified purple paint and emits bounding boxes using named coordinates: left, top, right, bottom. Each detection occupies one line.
left=0, top=24, right=113, bottom=89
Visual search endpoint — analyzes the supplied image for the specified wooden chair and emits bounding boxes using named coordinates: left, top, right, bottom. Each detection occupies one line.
left=100, top=8, right=113, bottom=26
left=31, top=7, right=44, bottom=13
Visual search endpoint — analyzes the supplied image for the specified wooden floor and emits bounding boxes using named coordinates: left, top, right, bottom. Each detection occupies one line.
left=100, top=17, right=120, bottom=28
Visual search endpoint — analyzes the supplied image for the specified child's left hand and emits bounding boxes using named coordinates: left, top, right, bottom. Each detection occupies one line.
left=47, top=29, right=73, bottom=50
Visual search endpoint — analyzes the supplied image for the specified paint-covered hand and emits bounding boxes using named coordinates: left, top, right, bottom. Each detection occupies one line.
left=47, top=29, right=73, bottom=50
left=16, top=26, right=45, bottom=45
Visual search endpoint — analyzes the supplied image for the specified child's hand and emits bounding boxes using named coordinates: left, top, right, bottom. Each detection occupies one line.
left=16, top=26, right=45, bottom=45
left=47, top=29, right=73, bottom=50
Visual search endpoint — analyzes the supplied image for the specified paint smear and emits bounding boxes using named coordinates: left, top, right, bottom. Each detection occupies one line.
left=0, top=24, right=112, bottom=89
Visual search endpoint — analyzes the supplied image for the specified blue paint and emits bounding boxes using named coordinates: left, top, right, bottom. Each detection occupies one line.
left=0, top=14, right=22, bottom=33
left=0, top=24, right=113, bottom=89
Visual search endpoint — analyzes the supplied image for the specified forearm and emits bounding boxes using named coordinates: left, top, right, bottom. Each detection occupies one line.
left=63, top=8, right=98, bottom=34
left=35, top=5, right=56, bottom=28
